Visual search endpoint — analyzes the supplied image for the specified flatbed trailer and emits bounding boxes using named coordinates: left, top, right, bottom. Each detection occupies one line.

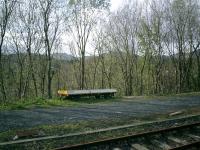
left=58, top=89, right=117, bottom=99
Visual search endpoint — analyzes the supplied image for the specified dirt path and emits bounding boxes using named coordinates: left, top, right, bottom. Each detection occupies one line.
left=0, top=96, right=200, bottom=132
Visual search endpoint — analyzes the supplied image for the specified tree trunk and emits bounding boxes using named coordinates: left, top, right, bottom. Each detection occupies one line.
left=27, top=49, right=38, bottom=97
left=47, top=54, right=52, bottom=99
left=81, top=51, right=85, bottom=89
left=0, top=36, right=7, bottom=101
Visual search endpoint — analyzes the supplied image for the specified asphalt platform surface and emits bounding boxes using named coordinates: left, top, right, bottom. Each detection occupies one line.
left=0, top=96, right=200, bottom=132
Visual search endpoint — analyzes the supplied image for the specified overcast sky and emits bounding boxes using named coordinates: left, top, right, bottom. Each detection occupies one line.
left=110, top=0, right=144, bottom=11
left=110, top=0, right=124, bottom=11
left=62, top=0, right=145, bottom=55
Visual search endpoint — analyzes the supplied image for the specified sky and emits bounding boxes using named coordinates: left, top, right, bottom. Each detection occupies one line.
left=61, top=0, right=145, bottom=55
left=61, top=0, right=127, bottom=55
left=110, top=0, right=124, bottom=11
left=110, top=0, right=144, bottom=11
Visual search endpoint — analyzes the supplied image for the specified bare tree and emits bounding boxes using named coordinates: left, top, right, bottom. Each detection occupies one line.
left=108, top=2, right=141, bottom=95
left=168, top=0, right=198, bottom=92
left=0, top=0, right=16, bottom=101
left=39, top=0, right=60, bottom=99
left=69, top=1, right=95, bottom=89
left=8, top=0, right=44, bottom=99
left=142, top=0, right=166, bottom=94
left=9, top=28, right=27, bottom=99
left=68, top=0, right=110, bottom=89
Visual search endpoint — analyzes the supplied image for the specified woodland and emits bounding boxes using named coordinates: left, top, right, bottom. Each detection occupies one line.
left=0, top=0, right=200, bottom=102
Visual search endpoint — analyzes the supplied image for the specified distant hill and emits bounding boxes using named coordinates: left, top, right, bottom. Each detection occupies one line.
left=52, top=53, right=75, bottom=61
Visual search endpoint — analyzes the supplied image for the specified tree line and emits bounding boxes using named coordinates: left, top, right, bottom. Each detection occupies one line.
left=0, top=0, right=200, bottom=102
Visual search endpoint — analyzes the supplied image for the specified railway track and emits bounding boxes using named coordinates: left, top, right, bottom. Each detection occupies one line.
left=54, top=122, right=200, bottom=150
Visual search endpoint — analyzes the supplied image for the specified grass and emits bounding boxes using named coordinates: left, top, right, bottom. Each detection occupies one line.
left=0, top=98, right=77, bottom=110
left=172, top=91, right=200, bottom=96
left=0, top=116, right=141, bottom=143
left=123, top=91, right=200, bottom=101
left=0, top=97, right=121, bottom=111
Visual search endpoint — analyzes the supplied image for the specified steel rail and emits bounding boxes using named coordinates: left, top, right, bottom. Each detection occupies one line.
left=54, top=122, right=200, bottom=150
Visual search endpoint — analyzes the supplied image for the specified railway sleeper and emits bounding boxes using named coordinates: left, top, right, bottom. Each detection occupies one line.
left=131, top=143, right=149, bottom=150
left=168, top=140, right=200, bottom=150
left=188, top=134, right=200, bottom=140
left=168, top=136, right=188, bottom=145
left=152, top=140, right=172, bottom=149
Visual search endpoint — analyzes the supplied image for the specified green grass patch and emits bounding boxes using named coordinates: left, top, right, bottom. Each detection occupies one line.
left=123, top=92, right=200, bottom=101
left=0, top=98, right=77, bottom=110
left=0, top=97, right=120, bottom=111
left=172, top=91, right=200, bottom=96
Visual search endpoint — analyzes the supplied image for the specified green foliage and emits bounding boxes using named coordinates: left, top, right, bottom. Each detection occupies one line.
left=1, top=0, right=200, bottom=102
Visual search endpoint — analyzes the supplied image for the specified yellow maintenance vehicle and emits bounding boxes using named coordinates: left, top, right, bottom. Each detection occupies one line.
left=58, top=89, right=117, bottom=99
